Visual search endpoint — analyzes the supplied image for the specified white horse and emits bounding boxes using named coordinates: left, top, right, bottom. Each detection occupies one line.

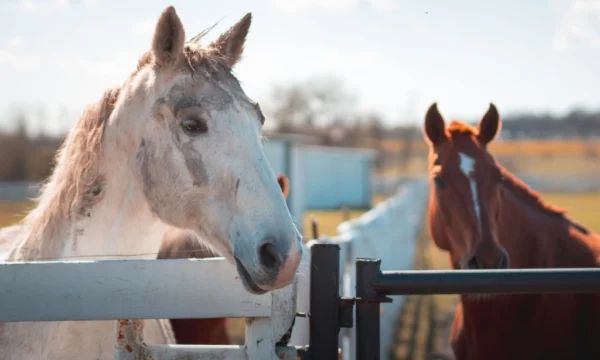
left=0, top=6, right=302, bottom=360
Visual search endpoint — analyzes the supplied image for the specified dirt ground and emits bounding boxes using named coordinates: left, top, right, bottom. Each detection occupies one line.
left=391, top=223, right=459, bottom=360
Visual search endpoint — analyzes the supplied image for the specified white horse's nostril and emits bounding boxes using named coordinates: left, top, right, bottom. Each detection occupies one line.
left=258, top=237, right=285, bottom=271
left=259, top=242, right=281, bottom=270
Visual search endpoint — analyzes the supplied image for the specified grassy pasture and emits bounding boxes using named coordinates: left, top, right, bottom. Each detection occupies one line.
left=376, top=139, right=600, bottom=178
left=378, top=138, right=600, bottom=156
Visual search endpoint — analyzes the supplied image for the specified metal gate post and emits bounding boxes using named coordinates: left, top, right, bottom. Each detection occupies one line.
left=356, top=258, right=382, bottom=360
left=309, top=243, right=341, bottom=359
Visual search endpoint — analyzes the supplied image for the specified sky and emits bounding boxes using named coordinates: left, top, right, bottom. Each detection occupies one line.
left=1, top=0, right=600, bottom=135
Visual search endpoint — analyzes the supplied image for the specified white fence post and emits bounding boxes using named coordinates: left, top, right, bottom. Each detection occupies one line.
left=245, top=279, right=298, bottom=359
left=114, top=319, right=146, bottom=360
left=0, top=254, right=306, bottom=360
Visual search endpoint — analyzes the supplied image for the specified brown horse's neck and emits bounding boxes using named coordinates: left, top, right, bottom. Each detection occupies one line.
left=451, top=167, right=600, bottom=359
left=495, top=167, right=572, bottom=268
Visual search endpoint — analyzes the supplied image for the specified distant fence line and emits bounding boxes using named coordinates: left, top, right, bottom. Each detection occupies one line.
left=0, top=181, right=41, bottom=201
left=372, top=173, right=600, bottom=196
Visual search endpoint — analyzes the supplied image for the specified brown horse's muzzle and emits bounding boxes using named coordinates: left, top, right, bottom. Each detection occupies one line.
left=465, top=239, right=509, bottom=270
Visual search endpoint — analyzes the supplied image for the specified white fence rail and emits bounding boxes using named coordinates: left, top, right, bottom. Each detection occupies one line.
left=0, top=254, right=306, bottom=360
left=0, top=258, right=271, bottom=322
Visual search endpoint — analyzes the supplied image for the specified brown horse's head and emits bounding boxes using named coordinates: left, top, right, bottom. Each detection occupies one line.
left=424, top=103, right=509, bottom=271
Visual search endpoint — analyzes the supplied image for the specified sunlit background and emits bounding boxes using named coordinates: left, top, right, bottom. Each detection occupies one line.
left=1, top=0, right=600, bottom=358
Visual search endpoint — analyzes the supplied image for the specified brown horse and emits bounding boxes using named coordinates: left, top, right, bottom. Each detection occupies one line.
left=157, top=174, right=291, bottom=345
left=423, top=102, right=600, bottom=360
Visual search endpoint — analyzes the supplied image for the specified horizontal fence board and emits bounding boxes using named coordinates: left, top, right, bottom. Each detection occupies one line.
left=144, top=345, right=299, bottom=360
left=0, top=258, right=271, bottom=322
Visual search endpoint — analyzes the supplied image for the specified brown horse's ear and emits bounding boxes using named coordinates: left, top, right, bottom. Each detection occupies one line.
left=209, top=13, right=252, bottom=67
left=424, top=102, right=447, bottom=145
left=477, top=103, right=502, bottom=145
left=151, top=6, right=186, bottom=68
left=277, top=174, right=290, bottom=199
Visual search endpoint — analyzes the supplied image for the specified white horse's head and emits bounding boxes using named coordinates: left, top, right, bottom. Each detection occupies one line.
left=113, top=7, right=301, bottom=293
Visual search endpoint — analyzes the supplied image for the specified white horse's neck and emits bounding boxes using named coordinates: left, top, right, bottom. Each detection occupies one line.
left=62, top=177, right=167, bottom=261
left=0, top=99, right=174, bottom=360
left=13, top=128, right=168, bottom=262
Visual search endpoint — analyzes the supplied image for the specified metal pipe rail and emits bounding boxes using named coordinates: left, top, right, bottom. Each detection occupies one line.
left=355, top=257, right=600, bottom=360
left=374, top=267, right=600, bottom=295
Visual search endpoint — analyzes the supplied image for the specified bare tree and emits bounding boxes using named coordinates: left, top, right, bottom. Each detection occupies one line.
left=0, top=112, right=28, bottom=181
left=363, top=112, right=386, bottom=169
left=267, top=77, right=357, bottom=132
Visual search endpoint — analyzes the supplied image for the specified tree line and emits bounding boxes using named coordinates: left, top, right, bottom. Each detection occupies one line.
left=0, top=78, right=599, bottom=182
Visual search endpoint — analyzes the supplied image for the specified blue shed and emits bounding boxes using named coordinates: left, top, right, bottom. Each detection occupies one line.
left=262, top=133, right=377, bottom=234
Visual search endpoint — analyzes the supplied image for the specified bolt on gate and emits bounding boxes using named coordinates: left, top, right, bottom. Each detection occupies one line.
left=307, top=243, right=600, bottom=360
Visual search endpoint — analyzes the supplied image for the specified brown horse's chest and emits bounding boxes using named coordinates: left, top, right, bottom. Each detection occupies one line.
left=453, top=295, right=585, bottom=360
left=170, top=318, right=230, bottom=345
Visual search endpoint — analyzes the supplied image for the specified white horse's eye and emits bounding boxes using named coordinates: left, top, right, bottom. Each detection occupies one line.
left=181, top=117, right=208, bottom=135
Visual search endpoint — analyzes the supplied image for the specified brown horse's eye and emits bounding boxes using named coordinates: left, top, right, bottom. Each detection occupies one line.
left=434, top=176, right=445, bottom=189
left=181, top=117, right=208, bottom=135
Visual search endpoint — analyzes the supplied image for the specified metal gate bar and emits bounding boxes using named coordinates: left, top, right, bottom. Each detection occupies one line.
left=309, top=243, right=341, bottom=359
left=355, top=258, right=385, bottom=360
left=354, top=257, right=600, bottom=360
left=374, top=267, right=600, bottom=295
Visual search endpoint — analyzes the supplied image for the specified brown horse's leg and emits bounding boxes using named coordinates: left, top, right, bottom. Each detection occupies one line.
left=449, top=303, right=468, bottom=360
left=577, top=294, right=600, bottom=359
left=168, top=318, right=230, bottom=344
left=157, top=231, right=231, bottom=345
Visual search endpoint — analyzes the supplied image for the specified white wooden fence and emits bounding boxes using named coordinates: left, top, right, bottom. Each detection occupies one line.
left=0, top=256, right=303, bottom=359
left=0, top=179, right=428, bottom=359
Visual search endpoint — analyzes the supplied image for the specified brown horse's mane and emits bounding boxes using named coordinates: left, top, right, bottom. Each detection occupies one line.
left=446, top=120, right=566, bottom=219
left=496, top=166, right=566, bottom=216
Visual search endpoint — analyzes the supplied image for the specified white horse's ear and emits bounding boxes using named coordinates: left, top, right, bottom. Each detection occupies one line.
left=151, top=6, right=186, bottom=67
left=209, top=13, right=252, bottom=67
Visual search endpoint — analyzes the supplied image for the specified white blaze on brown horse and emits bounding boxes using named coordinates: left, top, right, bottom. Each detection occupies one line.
left=424, top=102, right=600, bottom=360
left=157, top=174, right=291, bottom=345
